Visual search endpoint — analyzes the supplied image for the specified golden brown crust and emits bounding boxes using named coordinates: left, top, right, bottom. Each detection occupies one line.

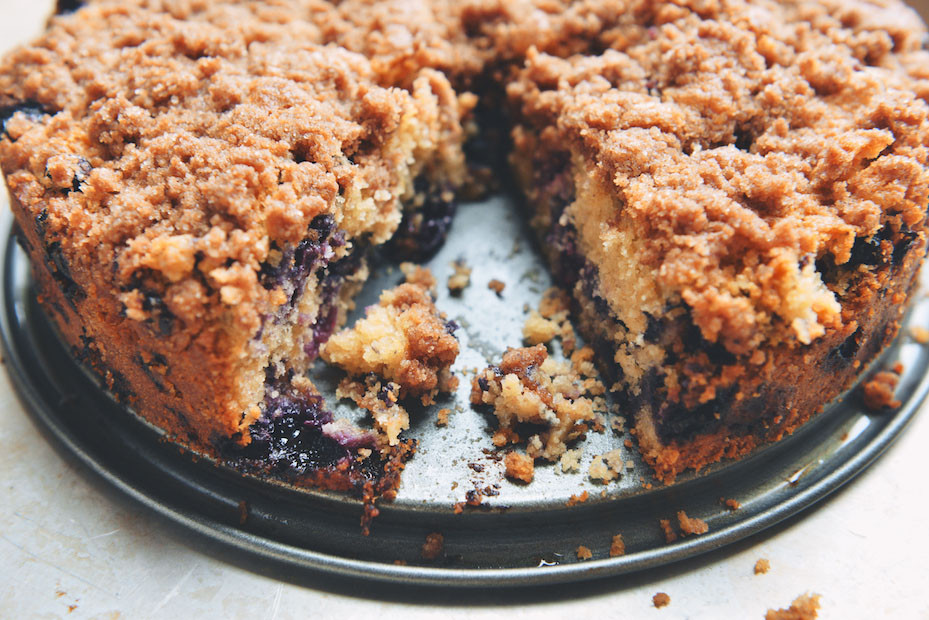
left=0, top=2, right=465, bottom=452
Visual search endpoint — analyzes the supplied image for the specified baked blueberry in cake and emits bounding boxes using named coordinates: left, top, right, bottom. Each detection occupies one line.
left=507, top=1, right=929, bottom=481
left=0, top=1, right=466, bottom=496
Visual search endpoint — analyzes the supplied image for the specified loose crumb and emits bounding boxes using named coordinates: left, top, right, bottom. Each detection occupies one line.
left=523, top=310, right=561, bottom=345
left=652, top=592, right=671, bottom=608
left=588, top=449, right=624, bottom=483
left=765, top=593, right=821, bottom=620
left=447, top=260, right=471, bottom=294
left=910, top=326, right=929, bottom=344
left=609, top=534, right=626, bottom=557
left=488, top=279, right=506, bottom=296
left=566, top=491, right=589, bottom=506
left=504, top=451, right=535, bottom=483
left=576, top=545, right=593, bottom=561
left=560, top=448, right=583, bottom=473
left=421, top=532, right=444, bottom=560
left=436, top=408, right=452, bottom=427
left=754, top=558, right=771, bottom=575
left=659, top=519, right=677, bottom=543
left=399, top=262, right=436, bottom=293
left=861, top=370, right=902, bottom=411
left=677, top=510, right=709, bottom=536
left=721, top=498, right=742, bottom=511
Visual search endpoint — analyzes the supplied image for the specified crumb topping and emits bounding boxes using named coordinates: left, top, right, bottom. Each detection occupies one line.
left=0, top=1, right=464, bottom=340
left=504, top=451, right=534, bottom=483
left=510, top=1, right=929, bottom=354
left=861, top=368, right=902, bottom=410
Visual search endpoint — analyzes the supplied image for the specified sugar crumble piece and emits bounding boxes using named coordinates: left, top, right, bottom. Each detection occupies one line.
left=322, top=282, right=459, bottom=405
left=470, top=344, right=596, bottom=463
left=609, top=534, right=625, bottom=557
left=721, top=498, right=742, bottom=511
left=560, top=448, right=583, bottom=473
left=677, top=510, right=709, bottom=536
left=588, top=449, right=624, bottom=483
left=421, top=532, right=444, bottom=561
left=504, top=451, right=535, bottom=483
left=399, top=262, right=437, bottom=294
left=436, top=407, right=452, bottom=427
left=652, top=592, right=670, bottom=609
left=523, top=310, right=561, bottom=345
left=576, top=545, right=593, bottom=561
left=765, top=593, right=821, bottom=620
left=566, top=491, right=589, bottom=506
left=659, top=519, right=677, bottom=543
left=910, top=326, right=929, bottom=344
left=488, top=278, right=506, bottom=296
left=754, top=558, right=771, bottom=575
left=447, top=260, right=471, bottom=295
left=861, top=370, right=902, bottom=411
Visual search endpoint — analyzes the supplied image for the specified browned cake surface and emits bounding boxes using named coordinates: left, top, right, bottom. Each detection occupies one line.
left=507, top=0, right=929, bottom=481
left=3, top=0, right=929, bottom=488
left=0, top=0, right=465, bottom=451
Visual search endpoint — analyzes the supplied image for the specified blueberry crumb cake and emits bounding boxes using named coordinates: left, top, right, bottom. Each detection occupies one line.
left=2, top=0, right=929, bottom=499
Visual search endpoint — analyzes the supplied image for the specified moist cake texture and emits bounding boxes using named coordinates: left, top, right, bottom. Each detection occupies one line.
left=0, top=0, right=466, bottom=495
left=506, top=1, right=929, bottom=481
left=2, top=0, right=929, bottom=492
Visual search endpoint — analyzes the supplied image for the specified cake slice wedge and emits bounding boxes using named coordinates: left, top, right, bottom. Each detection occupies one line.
left=507, top=0, right=929, bottom=482
left=0, top=1, right=466, bottom=491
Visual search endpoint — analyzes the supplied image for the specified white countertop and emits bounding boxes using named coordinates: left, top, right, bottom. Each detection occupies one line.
left=2, top=2, right=929, bottom=618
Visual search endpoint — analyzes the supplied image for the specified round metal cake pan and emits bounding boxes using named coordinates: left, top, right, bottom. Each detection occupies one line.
left=2, top=196, right=928, bottom=588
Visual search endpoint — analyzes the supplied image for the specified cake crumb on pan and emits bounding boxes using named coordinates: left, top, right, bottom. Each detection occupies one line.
left=504, top=451, right=534, bottom=483
left=677, top=510, right=709, bottom=536
left=652, top=592, right=670, bottom=608
left=588, top=449, right=624, bottom=483
left=861, top=370, right=902, bottom=411
left=721, top=498, right=742, bottom=511
left=576, top=545, right=592, bottom=561
left=488, top=279, right=506, bottom=296
left=421, top=532, right=444, bottom=561
left=447, top=260, right=471, bottom=295
left=609, top=534, right=625, bottom=557
left=765, top=593, right=821, bottom=620
left=659, top=519, right=677, bottom=543
left=566, top=491, right=589, bottom=506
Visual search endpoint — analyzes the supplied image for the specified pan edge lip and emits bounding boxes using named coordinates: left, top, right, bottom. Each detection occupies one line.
left=1, top=208, right=926, bottom=588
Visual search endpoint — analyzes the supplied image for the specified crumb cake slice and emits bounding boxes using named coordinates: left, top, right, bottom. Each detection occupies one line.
left=508, top=1, right=929, bottom=481
left=0, top=2, right=466, bottom=491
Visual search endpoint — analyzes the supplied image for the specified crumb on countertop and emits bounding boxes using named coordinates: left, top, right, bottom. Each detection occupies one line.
left=765, top=593, right=821, bottom=620
left=488, top=279, right=506, bottom=296
left=652, top=592, right=671, bottom=609
left=421, top=532, right=444, bottom=561
left=754, top=558, right=771, bottom=575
